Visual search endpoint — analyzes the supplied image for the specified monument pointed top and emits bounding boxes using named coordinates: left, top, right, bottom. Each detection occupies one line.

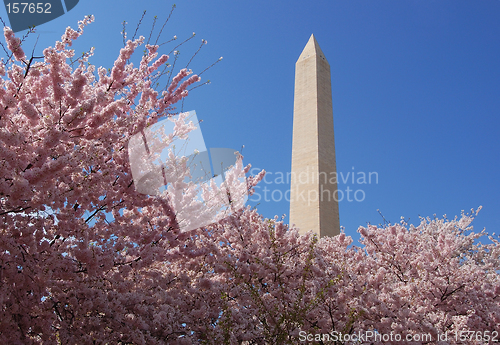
left=297, top=34, right=328, bottom=63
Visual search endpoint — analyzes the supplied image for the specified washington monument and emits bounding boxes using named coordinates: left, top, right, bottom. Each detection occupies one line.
left=290, top=34, right=340, bottom=237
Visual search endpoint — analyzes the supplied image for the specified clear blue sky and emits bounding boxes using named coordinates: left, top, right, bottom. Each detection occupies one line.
left=3, top=0, right=499, bottom=243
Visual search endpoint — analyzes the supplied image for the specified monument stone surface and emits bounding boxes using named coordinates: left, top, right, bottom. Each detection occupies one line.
left=290, top=34, right=340, bottom=237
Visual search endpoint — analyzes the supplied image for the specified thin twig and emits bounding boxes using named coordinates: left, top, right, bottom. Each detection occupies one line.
left=198, top=56, right=223, bottom=77
left=153, top=4, right=176, bottom=46
left=131, top=10, right=147, bottom=42
left=186, top=39, right=206, bottom=69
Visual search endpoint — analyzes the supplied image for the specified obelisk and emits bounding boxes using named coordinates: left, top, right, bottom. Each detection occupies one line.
left=290, top=34, right=340, bottom=237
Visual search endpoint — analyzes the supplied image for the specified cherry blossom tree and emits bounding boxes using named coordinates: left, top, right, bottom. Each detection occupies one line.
left=346, top=208, right=500, bottom=344
left=1, top=13, right=499, bottom=345
left=139, top=207, right=497, bottom=345
left=180, top=208, right=499, bottom=344
left=0, top=15, right=253, bottom=344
